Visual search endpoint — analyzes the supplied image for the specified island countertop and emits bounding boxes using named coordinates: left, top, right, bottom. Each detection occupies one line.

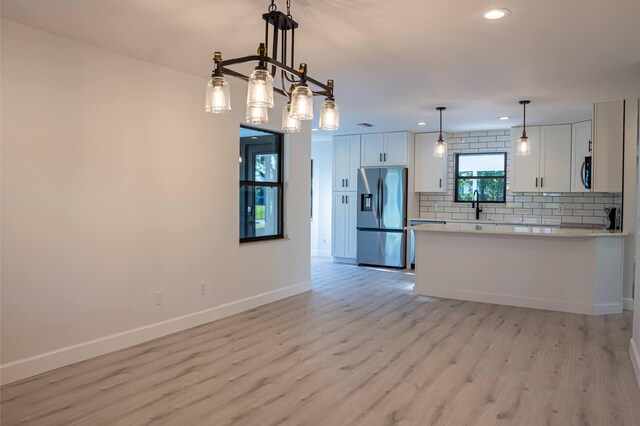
left=406, top=222, right=626, bottom=238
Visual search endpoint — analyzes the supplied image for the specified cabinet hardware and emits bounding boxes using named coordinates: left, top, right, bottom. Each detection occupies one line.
left=345, top=179, right=349, bottom=187
left=535, top=177, right=538, bottom=188
left=588, top=139, right=592, bottom=153
left=540, top=177, right=544, bottom=188
left=379, top=153, right=382, bottom=162
left=384, top=153, right=387, bottom=162
left=439, top=178, right=442, bottom=188
left=341, top=178, right=345, bottom=187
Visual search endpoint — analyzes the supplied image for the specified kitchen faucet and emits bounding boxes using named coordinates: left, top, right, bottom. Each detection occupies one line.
left=471, top=190, right=483, bottom=220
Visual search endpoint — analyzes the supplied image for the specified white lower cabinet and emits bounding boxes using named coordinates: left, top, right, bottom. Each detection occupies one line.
left=332, top=192, right=357, bottom=260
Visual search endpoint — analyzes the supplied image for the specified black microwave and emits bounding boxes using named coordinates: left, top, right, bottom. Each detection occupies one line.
left=581, top=156, right=592, bottom=190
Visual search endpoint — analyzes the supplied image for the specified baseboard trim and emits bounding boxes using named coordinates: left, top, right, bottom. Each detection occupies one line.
left=630, top=338, right=640, bottom=390
left=623, top=297, right=635, bottom=311
left=414, top=285, right=622, bottom=316
left=0, top=281, right=312, bottom=385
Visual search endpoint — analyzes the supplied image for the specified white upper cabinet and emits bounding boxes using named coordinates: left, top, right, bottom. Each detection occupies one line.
left=360, top=132, right=409, bottom=167
left=332, top=135, right=360, bottom=191
left=414, top=132, right=448, bottom=192
left=510, top=126, right=541, bottom=192
left=382, top=132, right=409, bottom=166
left=593, top=101, right=624, bottom=192
left=540, top=124, right=572, bottom=192
left=360, top=133, right=385, bottom=166
left=511, top=125, right=571, bottom=192
left=571, top=120, right=592, bottom=192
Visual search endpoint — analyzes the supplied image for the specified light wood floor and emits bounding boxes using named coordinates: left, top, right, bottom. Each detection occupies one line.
left=2, top=258, right=640, bottom=425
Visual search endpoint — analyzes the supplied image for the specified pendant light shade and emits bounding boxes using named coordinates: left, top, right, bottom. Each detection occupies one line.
left=281, top=104, right=301, bottom=132
left=433, top=107, right=447, bottom=158
left=205, top=75, right=231, bottom=113
left=247, top=68, right=274, bottom=108
left=290, top=84, right=314, bottom=120
left=516, top=100, right=531, bottom=156
left=245, top=104, right=268, bottom=124
left=319, top=98, right=339, bottom=130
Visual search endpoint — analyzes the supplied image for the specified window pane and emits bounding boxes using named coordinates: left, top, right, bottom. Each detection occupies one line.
left=240, top=185, right=281, bottom=239
left=456, top=178, right=506, bottom=202
left=457, top=154, right=505, bottom=177
left=239, top=131, right=280, bottom=183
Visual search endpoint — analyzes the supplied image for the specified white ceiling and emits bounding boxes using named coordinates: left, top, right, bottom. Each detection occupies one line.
left=3, top=0, right=640, bottom=142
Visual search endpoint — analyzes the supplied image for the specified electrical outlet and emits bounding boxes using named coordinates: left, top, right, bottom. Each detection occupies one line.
left=200, top=282, right=207, bottom=296
left=155, top=291, right=164, bottom=306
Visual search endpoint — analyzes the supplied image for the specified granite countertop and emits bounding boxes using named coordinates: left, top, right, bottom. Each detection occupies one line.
left=406, top=222, right=626, bottom=238
left=408, top=218, right=562, bottom=226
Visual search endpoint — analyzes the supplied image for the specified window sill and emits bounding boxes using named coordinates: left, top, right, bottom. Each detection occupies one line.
left=239, top=236, right=290, bottom=246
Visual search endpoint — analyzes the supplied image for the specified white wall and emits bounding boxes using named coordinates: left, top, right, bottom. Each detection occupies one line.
left=624, top=99, right=639, bottom=310
left=0, top=20, right=311, bottom=384
left=310, top=140, right=332, bottom=257
left=632, top=98, right=640, bottom=387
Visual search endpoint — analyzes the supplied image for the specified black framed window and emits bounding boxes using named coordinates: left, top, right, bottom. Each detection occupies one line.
left=455, top=153, right=507, bottom=203
left=239, top=126, right=283, bottom=242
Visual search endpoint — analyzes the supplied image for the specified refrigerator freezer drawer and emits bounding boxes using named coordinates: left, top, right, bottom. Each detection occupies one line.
left=357, top=230, right=406, bottom=268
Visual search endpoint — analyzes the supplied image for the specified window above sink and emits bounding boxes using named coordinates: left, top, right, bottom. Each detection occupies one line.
left=455, top=153, right=507, bottom=203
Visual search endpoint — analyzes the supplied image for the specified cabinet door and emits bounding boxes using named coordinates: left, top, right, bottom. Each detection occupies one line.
left=593, top=101, right=624, bottom=192
left=571, top=120, right=592, bottom=192
left=414, top=132, right=447, bottom=192
left=332, top=193, right=347, bottom=257
left=361, top=133, right=384, bottom=167
left=510, top=126, right=541, bottom=192
left=345, top=193, right=358, bottom=259
left=332, top=136, right=348, bottom=191
left=383, top=132, right=408, bottom=166
left=540, top=124, right=571, bottom=192
left=346, top=135, right=361, bottom=191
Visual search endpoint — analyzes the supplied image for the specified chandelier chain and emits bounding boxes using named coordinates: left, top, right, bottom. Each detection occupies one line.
left=286, top=0, right=292, bottom=17
left=269, top=0, right=276, bottom=12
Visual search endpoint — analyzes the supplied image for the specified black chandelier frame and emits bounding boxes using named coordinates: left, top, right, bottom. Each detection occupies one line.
left=211, top=0, right=335, bottom=100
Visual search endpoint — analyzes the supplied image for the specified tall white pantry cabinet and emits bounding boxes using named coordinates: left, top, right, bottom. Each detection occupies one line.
left=332, top=135, right=360, bottom=261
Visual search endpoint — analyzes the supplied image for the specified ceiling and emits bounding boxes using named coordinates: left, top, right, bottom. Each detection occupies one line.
left=3, top=0, right=640, bottom=142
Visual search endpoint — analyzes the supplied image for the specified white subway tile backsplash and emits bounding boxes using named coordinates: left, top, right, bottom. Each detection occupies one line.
left=418, top=129, right=622, bottom=227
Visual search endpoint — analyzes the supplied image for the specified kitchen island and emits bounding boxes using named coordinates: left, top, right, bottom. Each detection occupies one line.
left=409, top=223, right=625, bottom=315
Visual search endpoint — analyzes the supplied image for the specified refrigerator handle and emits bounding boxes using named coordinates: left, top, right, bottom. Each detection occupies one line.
left=379, top=178, right=384, bottom=219
left=377, top=178, right=381, bottom=218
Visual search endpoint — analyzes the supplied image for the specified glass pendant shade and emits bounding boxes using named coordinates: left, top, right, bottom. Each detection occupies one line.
left=281, top=104, right=301, bottom=132
left=319, top=98, right=339, bottom=130
left=516, top=135, right=531, bottom=156
left=245, top=105, right=268, bottom=124
left=290, top=84, right=314, bottom=120
left=205, top=75, right=231, bottom=113
left=247, top=68, right=274, bottom=108
left=434, top=139, right=447, bottom=157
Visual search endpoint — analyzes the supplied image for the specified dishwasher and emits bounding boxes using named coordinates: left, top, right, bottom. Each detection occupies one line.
left=409, top=219, right=445, bottom=268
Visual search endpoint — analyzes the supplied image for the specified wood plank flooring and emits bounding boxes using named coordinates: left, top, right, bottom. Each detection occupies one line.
left=2, top=258, right=640, bottom=425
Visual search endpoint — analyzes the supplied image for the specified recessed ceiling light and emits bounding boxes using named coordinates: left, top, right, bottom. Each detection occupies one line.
left=484, top=8, right=511, bottom=20
left=498, top=116, right=510, bottom=120
left=312, top=128, right=319, bottom=131
left=417, top=122, right=427, bottom=126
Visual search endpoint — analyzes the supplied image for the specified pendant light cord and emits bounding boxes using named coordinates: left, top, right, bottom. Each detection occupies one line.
left=439, top=109, right=443, bottom=140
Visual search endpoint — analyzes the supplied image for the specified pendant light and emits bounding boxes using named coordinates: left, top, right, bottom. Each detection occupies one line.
left=516, top=100, right=531, bottom=156
left=246, top=104, right=269, bottom=124
left=281, top=103, right=301, bottom=132
left=247, top=66, right=275, bottom=109
left=290, top=85, right=313, bottom=120
left=433, top=107, right=447, bottom=157
left=205, top=53, right=231, bottom=113
left=319, top=79, right=339, bottom=130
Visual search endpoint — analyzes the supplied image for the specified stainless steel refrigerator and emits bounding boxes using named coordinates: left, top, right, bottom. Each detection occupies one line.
left=356, top=167, right=407, bottom=268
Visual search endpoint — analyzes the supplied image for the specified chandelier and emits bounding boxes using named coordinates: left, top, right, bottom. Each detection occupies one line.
left=205, top=0, right=339, bottom=132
